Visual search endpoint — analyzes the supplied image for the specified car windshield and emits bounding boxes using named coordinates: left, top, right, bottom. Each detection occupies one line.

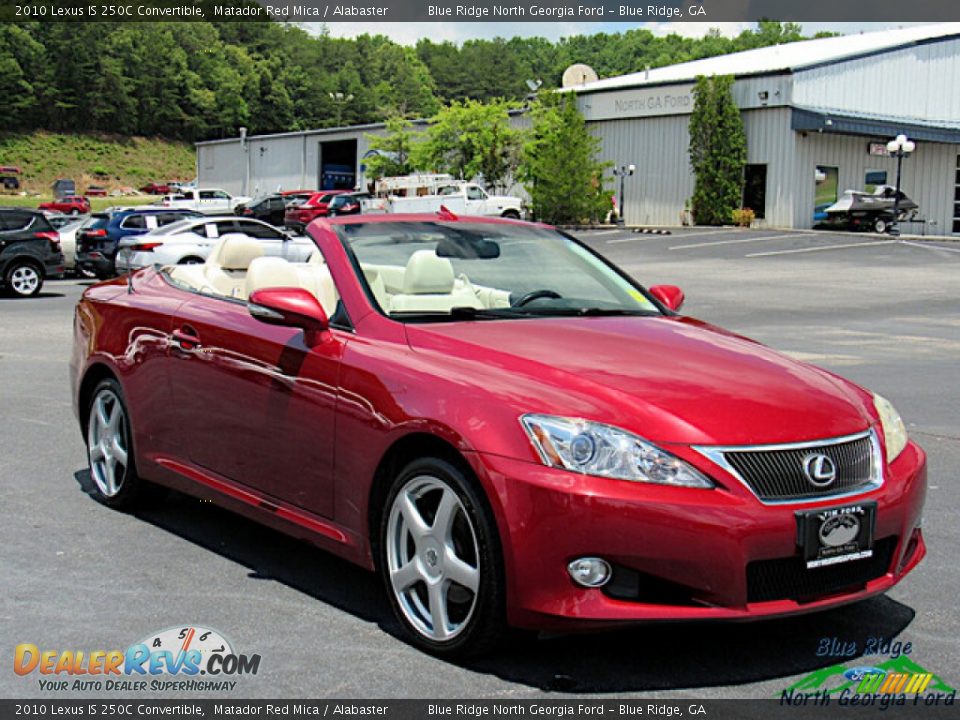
left=336, top=221, right=661, bottom=321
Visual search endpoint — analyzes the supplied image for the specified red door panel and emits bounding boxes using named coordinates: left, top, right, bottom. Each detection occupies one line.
left=168, top=295, right=343, bottom=518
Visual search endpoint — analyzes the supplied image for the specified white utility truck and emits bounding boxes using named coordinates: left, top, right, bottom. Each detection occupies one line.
left=371, top=174, right=524, bottom=219
left=156, top=188, right=251, bottom=215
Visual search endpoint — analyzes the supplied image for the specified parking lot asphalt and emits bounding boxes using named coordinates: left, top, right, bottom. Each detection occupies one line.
left=1, top=228, right=958, bottom=700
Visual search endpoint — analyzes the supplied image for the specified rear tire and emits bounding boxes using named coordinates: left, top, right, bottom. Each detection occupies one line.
left=86, top=378, right=147, bottom=510
left=873, top=217, right=888, bottom=234
left=4, top=260, right=43, bottom=297
left=501, top=210, right=521, bottom=220
left=380, top=456, right=505, bottom=657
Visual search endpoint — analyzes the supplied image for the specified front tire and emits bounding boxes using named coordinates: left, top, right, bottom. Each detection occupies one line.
left=873, top=217, right=888, bottom=234
left=86, top=379, right=145, bottom=510
left=5, top=261, right=43, bottom=297
left=501, top=210, right=521, bottom=220
left=380, top=457, right=505, bottom=657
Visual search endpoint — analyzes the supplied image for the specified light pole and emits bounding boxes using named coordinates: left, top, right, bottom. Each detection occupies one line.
left=328, top=92, right=354, bottom=127
left=613, top=164, right=636, bottom=225
left=885, top=134, right=915, bottom=236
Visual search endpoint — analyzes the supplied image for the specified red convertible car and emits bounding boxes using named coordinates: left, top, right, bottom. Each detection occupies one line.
left=71, top=213, right=926, bottom=656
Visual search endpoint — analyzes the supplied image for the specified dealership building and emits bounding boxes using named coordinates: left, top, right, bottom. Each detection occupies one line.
left=196, top=23, right=960, bottom=233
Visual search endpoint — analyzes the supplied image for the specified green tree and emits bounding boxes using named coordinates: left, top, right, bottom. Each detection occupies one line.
left=519, top=92, right=611, bottom=225
left=363, top=116, right=418, bottom=179
left=688, top=74, right=747, bottom=225
left=412, top=99, right=520, bottom=190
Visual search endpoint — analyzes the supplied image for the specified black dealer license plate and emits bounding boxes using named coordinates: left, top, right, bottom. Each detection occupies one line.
left=796, top=502, right=876, bottom=569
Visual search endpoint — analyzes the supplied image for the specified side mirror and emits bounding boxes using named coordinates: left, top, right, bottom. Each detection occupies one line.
left=649, top=284, right=685, bottom=312
left=248, top=288, right=329, bottom=343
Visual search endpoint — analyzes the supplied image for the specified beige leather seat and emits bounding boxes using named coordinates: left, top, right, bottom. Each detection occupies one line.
left=244, top=256, right=341, bottom=317
left=204, top=235, right=265, bottom=298
left=244, top=257, right=302, bottom=299
left=295, top=252, right=339, bottom=315
left=388, top=250, right=483, bottom=312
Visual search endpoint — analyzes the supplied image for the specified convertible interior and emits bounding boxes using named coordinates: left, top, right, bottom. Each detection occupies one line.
left=166, top=234, right=512, bottom=316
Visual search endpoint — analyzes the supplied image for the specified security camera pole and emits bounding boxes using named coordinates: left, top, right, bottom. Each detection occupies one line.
left=885, top=134, right=915, bottom=237
left=613, top=164, right=636, bottom=226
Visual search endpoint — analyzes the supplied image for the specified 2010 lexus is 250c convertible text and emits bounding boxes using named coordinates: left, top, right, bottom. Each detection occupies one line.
left=71, top=211, right=926, bottom=656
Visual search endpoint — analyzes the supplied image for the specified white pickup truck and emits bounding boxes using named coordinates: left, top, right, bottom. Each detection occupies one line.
left=378, top=182, right=524, bottom=219
left=156, top=188, right=251, bottom=215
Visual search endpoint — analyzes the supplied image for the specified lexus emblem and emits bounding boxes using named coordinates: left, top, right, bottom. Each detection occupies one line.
left=803, top=453, right=837, bottom=486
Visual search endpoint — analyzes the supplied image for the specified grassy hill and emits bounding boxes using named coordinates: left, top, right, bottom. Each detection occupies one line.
left=0, top=132, right=196, bottom=197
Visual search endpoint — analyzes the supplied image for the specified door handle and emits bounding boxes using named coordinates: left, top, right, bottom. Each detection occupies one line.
left=171, top=326, right=201, bottom=351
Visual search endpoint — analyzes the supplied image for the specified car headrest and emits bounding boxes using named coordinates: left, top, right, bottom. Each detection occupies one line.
left=245, top=257, right=300, bottom=297
left=211, top=234, right=264, bottom=271
left=403, top=250, right=454, bottom=295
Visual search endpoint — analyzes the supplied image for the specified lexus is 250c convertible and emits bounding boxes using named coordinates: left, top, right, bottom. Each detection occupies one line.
left=71, top=212, right=927, bottom=656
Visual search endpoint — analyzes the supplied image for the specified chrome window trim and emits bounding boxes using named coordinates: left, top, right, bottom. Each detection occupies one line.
left=693, top=429, right=883, bottom=506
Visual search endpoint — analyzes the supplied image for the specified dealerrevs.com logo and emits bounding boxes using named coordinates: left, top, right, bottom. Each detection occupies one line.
left=14, top=626, right=260, bottom=692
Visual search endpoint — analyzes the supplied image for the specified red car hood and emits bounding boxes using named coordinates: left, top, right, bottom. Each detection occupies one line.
left=405, top=315, right=874, bottom=447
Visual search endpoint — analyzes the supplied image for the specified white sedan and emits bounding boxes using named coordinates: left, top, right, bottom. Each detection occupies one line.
left=114, top=216, right=314, bottom=272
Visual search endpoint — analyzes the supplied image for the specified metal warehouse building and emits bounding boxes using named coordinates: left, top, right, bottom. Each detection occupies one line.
left=197, top=23, right=960, bottom=234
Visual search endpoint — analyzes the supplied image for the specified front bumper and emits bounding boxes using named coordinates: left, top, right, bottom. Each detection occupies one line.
left=472, top=440, right=926, bottom=630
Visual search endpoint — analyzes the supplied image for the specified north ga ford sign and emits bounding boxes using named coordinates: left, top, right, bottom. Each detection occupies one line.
left=579, top=84, right=695, bottom=121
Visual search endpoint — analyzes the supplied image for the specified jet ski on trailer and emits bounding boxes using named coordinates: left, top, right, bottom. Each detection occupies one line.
left=822, top=185, right=919, bottom=233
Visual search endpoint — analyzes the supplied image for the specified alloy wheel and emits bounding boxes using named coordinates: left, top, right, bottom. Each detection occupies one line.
left=87, top=388, right=130, bottom=497
left=9, top=265, right=41, bottom=296
left=386, top=475, right=481, bottom=642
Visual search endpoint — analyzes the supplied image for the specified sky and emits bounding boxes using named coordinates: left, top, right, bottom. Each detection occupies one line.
left=313, top=21, right=932, bottom=46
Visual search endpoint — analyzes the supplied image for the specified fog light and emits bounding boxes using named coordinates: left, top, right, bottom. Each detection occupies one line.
left=567, top=557, right=612, bottom=588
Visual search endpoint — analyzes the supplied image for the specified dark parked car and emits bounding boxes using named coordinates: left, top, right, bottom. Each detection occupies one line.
left=235, top=190, right=314, bottom=227
left=1, top=166, right=21, bottom=190
left=0, top=207, right=65, bottom=297
left=326, top=192, right=367, bottom=216
left=283, top=190, right=351, bottom=232
left=76, top=208, right=200, bottom=278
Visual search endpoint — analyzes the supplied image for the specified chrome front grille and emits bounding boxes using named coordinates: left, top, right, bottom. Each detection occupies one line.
left=698, top=431, right=880, bottom=503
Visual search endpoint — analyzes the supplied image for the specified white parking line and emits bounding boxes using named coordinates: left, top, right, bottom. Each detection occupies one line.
left=669, top=233, right=800, bottom=250
left=900, top=240, right=960, bottom=254
left=608, top=229, right=730, bottom=244
left=583, top=230, right=623, bottom=237
left=746, top=239, right=897, bottom=258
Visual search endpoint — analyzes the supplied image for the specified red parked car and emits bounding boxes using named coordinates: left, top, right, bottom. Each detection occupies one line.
left=283, top=190, right=351, bottom=232
left=140, top=182, right=170, bottom=195
left=39, top=195, right=90, bottom=215
left=71, top=214, right=926, bottom=656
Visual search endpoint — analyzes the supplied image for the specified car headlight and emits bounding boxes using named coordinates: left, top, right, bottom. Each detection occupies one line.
left=873, top=393, right=908, bottom=462
left=520, top=414, right=714, bottom=488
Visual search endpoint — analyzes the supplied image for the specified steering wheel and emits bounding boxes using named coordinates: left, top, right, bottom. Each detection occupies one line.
left=513, top=289, right=562, bottom=307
